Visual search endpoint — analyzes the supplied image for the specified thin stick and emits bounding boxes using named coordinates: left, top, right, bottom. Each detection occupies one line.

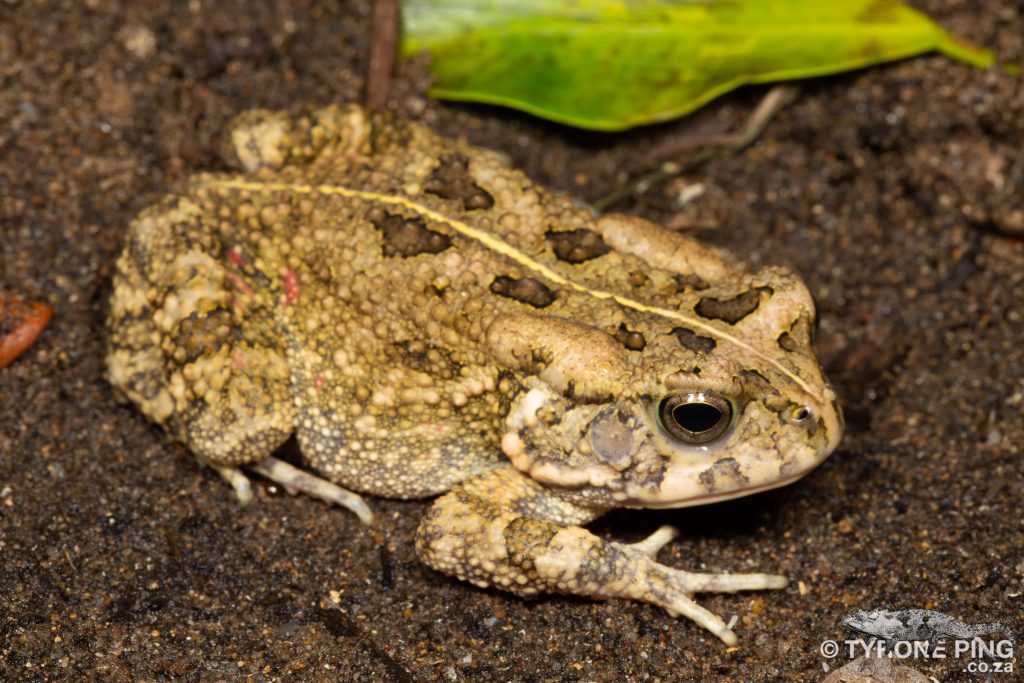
left=366, top=0, right=399, bottom=111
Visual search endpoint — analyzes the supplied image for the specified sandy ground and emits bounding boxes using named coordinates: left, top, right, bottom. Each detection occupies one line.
left=1, top=1, right=1022, bottom=681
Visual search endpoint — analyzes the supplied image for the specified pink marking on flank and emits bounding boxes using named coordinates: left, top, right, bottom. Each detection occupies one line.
left=227, top=273, right=254, bottom=296
left=231, top=352, right=246, bottom=370
left=282, top=268, right=300, bottom=307
left=314, top=373, right=326, bottom=390
left=227, top=247, right=245, bottom=267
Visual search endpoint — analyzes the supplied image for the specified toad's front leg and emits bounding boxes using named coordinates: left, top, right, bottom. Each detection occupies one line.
left=415, top=466, right=786, bottom=646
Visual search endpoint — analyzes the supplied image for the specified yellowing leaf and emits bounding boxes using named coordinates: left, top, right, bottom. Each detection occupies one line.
left=402, top=0, right=994, bottom=130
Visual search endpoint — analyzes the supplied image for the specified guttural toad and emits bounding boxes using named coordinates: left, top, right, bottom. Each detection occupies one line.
left=106, top=105, right=842, bottom=644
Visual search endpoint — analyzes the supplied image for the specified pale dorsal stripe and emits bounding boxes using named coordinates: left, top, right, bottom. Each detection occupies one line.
left=206, top=178, right=813, bottom=395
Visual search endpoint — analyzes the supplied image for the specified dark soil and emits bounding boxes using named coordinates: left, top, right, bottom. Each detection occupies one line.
left=2, top=2, right=1022, bottom=681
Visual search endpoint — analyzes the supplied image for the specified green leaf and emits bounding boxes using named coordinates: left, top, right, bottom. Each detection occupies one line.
left=401, top=0, right=994, bottom=131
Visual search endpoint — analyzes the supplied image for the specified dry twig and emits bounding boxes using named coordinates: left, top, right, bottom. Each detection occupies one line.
left=366, top=0, right=399, bottom=111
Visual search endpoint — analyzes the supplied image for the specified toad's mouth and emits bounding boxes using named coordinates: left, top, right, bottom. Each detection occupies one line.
left=624, top=469, right=817, bottom=509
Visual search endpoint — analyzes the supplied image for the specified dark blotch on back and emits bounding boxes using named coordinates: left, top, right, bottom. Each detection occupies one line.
left=423, top=153, right=494, bottom=210
left=546, top=228, right=611, bottom=264
left=670, top=327, right=716, bottom=354
left=613, top=323, right=646, bottom=351
left=490, top=275, right=556, bottom=309
left=695, top=286, right=772, bottom=324
left=370, top=209, right=451, bottom=258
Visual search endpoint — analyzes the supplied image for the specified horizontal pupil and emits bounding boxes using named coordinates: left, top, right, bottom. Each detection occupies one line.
left=672, top=403, right=722, bottom=433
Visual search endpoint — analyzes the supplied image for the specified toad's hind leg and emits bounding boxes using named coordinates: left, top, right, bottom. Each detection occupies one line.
left=106, top=199, right=293, bottom=482
left=106, top=197, right=372, bottom=520
left=416, top=466, right=788, bottom=645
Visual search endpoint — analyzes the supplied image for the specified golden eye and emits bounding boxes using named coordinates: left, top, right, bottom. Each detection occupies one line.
left=658, top=393, right=733, bottom=444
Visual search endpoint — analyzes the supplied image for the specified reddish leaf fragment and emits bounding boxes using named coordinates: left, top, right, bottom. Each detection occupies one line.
left=0, top=299, right=53, bottom=369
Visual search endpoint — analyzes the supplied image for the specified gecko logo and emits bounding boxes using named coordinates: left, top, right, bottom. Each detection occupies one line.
left=843, top=608, right=1014, bottom=647
left=818, top=608, right=1016, bottom=678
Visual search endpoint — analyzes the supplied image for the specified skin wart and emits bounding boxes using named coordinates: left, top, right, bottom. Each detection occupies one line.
left=106, top=104, right=843, bottom=645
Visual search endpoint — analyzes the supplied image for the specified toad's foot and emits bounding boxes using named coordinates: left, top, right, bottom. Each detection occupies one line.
left=618, top=524, right=788, bottom=644
left=212, top=456, right=374, bottom=524
left=623, top=524, right=679, bottom=557
left=416, top=467, right=787, bottom=646
left=211, top=462, right=255, bottom=506
left=250, top=457, right=374, bottom=524
left=624, top=532, right=788, bottom=645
